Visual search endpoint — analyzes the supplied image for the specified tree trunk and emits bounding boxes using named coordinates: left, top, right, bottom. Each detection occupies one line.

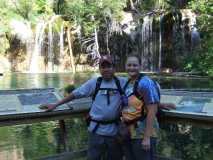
left=129, top=0, right=135, bottom=10
left=94, top=27, right=100, bottom=57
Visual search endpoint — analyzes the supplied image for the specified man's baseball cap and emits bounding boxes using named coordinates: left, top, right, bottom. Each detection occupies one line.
left=99, top=55, right=114, bottom=65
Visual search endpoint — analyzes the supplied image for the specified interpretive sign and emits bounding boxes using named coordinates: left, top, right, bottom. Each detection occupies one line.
left=18, top=92, right=58, bottom=106
left=0, top=95, right=21, bottom=112
left=0, top=88, right=70, bottom=116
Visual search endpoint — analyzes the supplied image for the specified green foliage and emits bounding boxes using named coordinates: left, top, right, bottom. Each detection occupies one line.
left=62, top=0, right=127, bottom=35
left=64, top=84, right=75, bottom=94
left=0, top=34, right=9, bottom=54
left=0, top=0, right=53, bottom=36
left=137, top=0, right=161, bottom=11
left=184, top=0, right=213, bottom=76
left=35, top=0, right=51, bottom=14
left=0, top=0, right=211, bottom=75
left=136, top=0, right=183, bottom=12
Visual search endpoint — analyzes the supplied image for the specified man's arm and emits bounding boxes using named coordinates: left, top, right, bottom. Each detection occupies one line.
left=42, top=93, right=76, bottom=112
left=41, top=78, right=96, bottom=111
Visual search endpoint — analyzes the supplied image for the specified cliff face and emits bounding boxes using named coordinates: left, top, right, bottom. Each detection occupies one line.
left=0, top=55, right=11, bottom=72
left=0, top=54, right=97, bottom=73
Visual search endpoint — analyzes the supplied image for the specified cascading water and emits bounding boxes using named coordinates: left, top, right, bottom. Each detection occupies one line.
left=48, top=21, right=53, bottom=72
left=29, top=15, right=64, bottom=73
left=121, top=13, right=159, bottom=71
left=191, top=26, right=200, bottom=50
left=140, top=15, right=155, bottom=71
left=29, top=21, right=46, bottom=73
left=8, top=10, right=200, bottom=73
left=159, top=15, right=163, bottom=71
left=59, top=22, right=64, bottom=58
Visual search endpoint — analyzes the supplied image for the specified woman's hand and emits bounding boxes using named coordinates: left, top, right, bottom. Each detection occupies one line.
left=142, top=137, right=151, bottom=150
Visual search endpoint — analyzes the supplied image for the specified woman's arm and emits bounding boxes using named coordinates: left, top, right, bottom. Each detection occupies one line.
left=159, top=103, right=176, bottom=110
left=142, top=103, right=158, bottom=150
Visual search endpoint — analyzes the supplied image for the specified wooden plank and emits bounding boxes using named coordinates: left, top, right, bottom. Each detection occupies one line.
left=40, top=149, right=87, bottom=160
left=40, top=149, right=182, bottom=160
left=157, top=155, right=182, bottom=160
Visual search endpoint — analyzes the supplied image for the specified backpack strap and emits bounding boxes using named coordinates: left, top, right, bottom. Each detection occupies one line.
left=92, top=76, right=124, bottom=101
left=113, top=76, right=124, bottom=95
left=88, top=77, right=102, bottom=133
left=134, top=73, right=160, bottom=100
left=153, top=81, right=161, bottom=100
left=123, top=74, right=161, bottom=125
left=129, top=73, right=147, bottom=124
left=133, top=73, right=145, bottom=100
left=123, top=78, right=131, bottom=92
left=136, top=75, right=161, bottom=123
left=92, top=77, right=102, bottom=101
left=123, top=73, right=145, bottom=93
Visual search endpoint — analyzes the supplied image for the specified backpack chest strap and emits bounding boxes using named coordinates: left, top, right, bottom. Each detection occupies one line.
left=92, top=76, right=124, bottom=102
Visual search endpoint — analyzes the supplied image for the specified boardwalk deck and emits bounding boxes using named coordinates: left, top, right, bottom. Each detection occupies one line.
left=0, top=88, right=213, bottom=126
left=0, top=88, right=212, bottom=160
left=40, top=149, right=182, bottom=160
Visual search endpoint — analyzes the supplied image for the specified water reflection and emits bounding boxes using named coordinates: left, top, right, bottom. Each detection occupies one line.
left=159, top=122, right=213, bottom=160
left=0, top=73, right=212, bottom=159
left=154, top=76, right=213, bottom=89
left=0, top=72, right=95, bottom=89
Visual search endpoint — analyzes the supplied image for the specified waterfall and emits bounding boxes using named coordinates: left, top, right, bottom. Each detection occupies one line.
left=119, top=10, right=200, bottom=72
left=158, top=15, right=163, bottom=71
left=29, top=15, right=62, bottom=73
left=59, top=22, right=64, bottom=58
left=47, top=15, right=61, bottom=72
left=9, top=20, right=34, bottom=71
left=29, top=21, right=46, bottom=73
left=58, top=22, right=65, bottom=72
left=191, top=26, right=200, bottom=50
left=141, top=16, right=153, bottom=71
left=48, top=21, right=53, bottom=72
left=25, top=22, right=34, bottom=70
left=181, top=9, right=200, bottom=53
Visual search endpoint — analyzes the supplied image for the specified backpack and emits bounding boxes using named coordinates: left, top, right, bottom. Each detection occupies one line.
left=122, top=73, right=161, bottom=124
left=86, top=76, right=125, bottom=132
left=92, top=76, right=125, bottom=104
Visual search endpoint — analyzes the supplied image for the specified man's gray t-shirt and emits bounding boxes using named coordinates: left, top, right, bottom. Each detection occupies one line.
left=72, top=76, right=127, bottom=136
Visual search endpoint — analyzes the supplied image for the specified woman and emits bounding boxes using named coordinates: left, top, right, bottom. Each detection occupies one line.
left=121, top=54, right=175, bottom=160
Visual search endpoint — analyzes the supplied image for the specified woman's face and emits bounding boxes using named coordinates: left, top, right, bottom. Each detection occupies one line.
left=125, top=56, right=140, bottom=77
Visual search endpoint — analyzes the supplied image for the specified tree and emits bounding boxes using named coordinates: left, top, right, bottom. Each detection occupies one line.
left=184, top=0, right=213, bottom=76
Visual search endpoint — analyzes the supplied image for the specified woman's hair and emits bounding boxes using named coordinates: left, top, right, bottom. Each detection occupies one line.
left=126, top=54, right=141, bottom=65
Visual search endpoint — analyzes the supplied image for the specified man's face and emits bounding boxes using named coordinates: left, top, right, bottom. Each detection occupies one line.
left=99, top=62, right=115, bottom=80
left=125, top=57, right=140, bottom=77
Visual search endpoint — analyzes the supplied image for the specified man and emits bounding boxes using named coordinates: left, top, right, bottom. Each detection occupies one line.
left=43, top=55, right=126, bottom=160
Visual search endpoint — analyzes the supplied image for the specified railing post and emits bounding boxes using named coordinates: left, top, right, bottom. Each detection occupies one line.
left=59, top=119, right=69, bottom=151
